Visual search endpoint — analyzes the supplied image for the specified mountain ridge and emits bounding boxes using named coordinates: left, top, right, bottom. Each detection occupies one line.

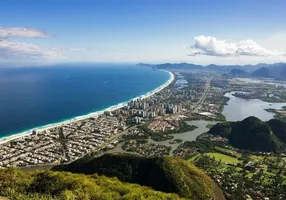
left=136, top=62, right=286, bottom=80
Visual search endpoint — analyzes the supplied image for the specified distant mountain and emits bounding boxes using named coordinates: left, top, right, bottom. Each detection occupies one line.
left=268, top=63, right=286, bottom=80
left=153, top=63, right=246, bottom=72
left=209, top=116, right=286, bottom=152
left=251, top=67, right=274, bottom=78
left=137, top=62, right=286, bottom=74
left=228, top=68, right=249, bottom=77
left=155, top=63, right=203, bottom=70
left=136, top=62, right=286, bottom=80
left=249, top=63, right=286, bottom=80
left=54, top=153, right=225, bottom=200
left=205, top=64, right=244, bottom=72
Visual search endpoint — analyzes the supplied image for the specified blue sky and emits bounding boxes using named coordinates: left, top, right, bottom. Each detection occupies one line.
left=0, top=0, right=285, bottom=65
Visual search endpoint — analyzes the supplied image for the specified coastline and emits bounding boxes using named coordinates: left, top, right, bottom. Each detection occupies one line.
left=0, top=70, right=175, bottom=145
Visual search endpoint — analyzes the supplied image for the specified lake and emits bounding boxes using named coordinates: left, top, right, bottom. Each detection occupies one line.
left=222, top=92, right=286, bottom=121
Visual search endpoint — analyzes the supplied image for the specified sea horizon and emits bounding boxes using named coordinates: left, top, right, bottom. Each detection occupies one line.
left=0, top=64, right=173, bottom=141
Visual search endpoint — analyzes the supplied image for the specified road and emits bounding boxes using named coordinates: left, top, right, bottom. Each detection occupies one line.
left=92, top=125, right=136, bottom=153
left=192, top=79, right=211, bottom=112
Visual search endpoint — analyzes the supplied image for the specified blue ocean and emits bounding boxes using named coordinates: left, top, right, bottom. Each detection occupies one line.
left=0, top=64, right=170, bottom=138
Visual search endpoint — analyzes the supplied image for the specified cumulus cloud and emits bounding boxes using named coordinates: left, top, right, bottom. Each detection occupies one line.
left=188, top=35, right=286, bottom=57
left=0, top=27, right=51, bottom=39
left=0, top=27, right=63, bottom=61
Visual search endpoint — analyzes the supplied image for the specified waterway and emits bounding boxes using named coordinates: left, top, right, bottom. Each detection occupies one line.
left=106, top=120, right=218, bottom=155
left=150, top=120, right=218, bottom=154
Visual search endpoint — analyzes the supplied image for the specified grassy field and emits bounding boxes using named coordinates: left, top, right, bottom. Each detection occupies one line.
left=214, top=146, right=241, bottom=158
left=205, top=152, right=241, bottom=165
left=188, top=154, right=201, bottom=162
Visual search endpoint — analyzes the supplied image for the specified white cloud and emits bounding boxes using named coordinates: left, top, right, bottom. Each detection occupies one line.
left=0, top=27, right=63, bottom=61
left=0, top=27, right=51, bottom=39
left=0, top=40, right=64, bottom=60
left=188, top=35, right=286, bottom=57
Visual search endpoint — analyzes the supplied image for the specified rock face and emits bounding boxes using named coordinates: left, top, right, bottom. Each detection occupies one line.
left=54, top=153, right=226, bottom=200
left=209, top=116, right=285, bottom=152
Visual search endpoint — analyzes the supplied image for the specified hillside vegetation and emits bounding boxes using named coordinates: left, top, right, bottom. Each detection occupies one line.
left=0, top=167, right=185, bottom=200
left=209, top=116, right=285, bottom=152
left=54, top=154, right=225, bottom=200
left=267, top=119, right=286, bottom=143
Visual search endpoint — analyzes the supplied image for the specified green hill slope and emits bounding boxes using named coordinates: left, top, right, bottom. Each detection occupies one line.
left=267, top=119, right=286, bottom=143
left=208, top=116, right=284, bottom=152
left=0, top=168, right=184, bottom=200
left=54, top=154, right=225, bottom=200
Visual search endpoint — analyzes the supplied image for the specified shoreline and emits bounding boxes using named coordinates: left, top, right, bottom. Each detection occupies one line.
left=0, top=70, right=175, bottom=145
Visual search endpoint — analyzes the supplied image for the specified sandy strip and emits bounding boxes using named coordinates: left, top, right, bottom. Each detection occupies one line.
left=0, top=70, right=175, bottom=145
